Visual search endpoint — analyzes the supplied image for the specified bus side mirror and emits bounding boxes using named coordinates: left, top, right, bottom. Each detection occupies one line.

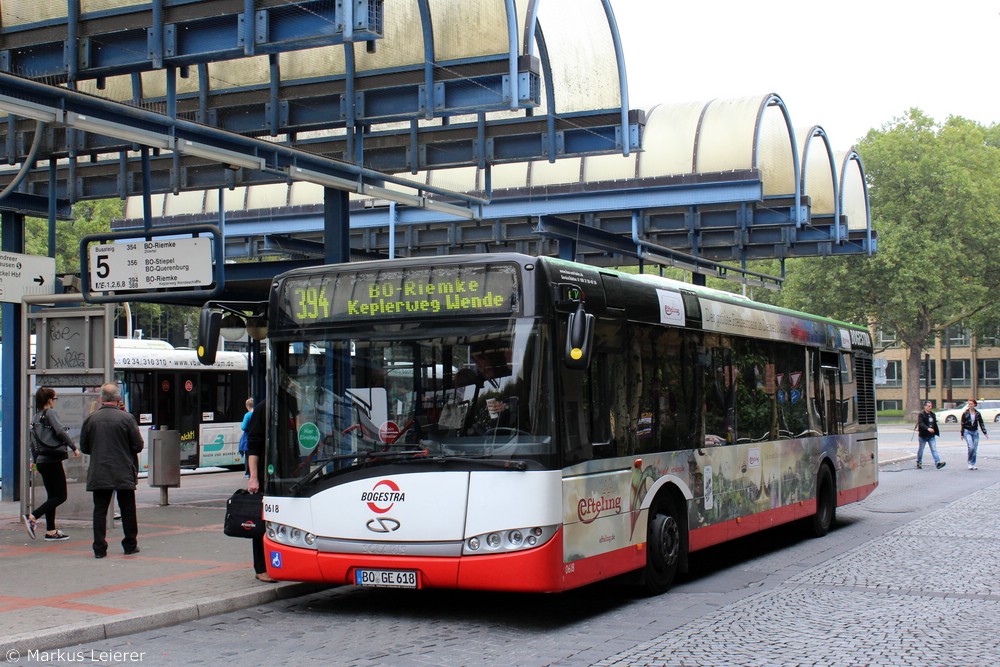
left=197, top=307, right=222, bottom=365
left=564, top=303, right=594, bottom=370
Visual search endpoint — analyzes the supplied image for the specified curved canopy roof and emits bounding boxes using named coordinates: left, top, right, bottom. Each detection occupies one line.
left=0, top=0, right=638, bottom=208
left=122, top=93, right=874, bottom=278
left=1, top=3, right=874, bottom=289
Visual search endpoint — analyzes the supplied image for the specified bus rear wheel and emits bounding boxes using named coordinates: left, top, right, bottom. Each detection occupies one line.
left=808, top=464, right=836, bottom=538
left=643, top=497, right=682, bottom=595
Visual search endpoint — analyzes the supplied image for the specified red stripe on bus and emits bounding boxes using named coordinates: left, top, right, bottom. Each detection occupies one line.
left=557, top=544, right=647, bottom=590
left=688, top=482, right=877, bottom=552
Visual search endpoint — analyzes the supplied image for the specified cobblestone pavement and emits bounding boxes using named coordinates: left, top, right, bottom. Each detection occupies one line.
left=16, top=459, right=998, bottom=667
left=594, top=484, right=1000, bottom=667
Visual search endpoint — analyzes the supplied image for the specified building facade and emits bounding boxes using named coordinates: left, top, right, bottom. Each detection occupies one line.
left=875, top=328, right=1000, bottom=411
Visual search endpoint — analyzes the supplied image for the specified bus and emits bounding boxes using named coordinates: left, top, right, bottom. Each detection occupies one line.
left=114, top=338, right=249, bottom=471
left=243, top=253, right=877, bottom=593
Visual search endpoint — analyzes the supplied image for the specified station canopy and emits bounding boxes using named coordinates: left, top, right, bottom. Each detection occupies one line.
left=121, top=93, right=873, bottom=283
left=0, top=1, right=873, bottom=290
left=1, top=0, right=638, bottom=210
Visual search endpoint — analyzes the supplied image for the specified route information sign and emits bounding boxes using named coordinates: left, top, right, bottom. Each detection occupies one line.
left=88, top=238, right=213, bottom=293
left=0, top=252, right=56, bottom=304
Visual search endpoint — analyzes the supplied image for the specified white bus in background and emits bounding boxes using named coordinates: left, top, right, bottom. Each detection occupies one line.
left=114, top=338, right=249, bottom=471
left=2, top=338, right=249, bottom=473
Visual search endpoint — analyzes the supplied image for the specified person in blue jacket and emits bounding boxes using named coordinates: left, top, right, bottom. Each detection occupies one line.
left=239, top=398, right=254, bottom=478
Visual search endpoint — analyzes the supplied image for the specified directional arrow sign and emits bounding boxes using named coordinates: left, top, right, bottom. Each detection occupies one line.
left=0, top=252, right=57, bottom=304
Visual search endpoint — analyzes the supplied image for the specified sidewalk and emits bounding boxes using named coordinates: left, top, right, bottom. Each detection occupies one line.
left=0, top=471, right=322, bottom=657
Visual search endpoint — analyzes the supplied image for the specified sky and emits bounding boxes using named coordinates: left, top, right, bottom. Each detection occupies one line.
left=608, top=0, right=1000, bottom=150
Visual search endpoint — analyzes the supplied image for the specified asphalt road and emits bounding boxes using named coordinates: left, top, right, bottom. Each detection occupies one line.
left=19, top=431, right=999, bottom=667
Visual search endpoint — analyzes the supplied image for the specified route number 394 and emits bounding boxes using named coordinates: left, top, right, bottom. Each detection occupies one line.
left=264, top=503, right=279, bottom=514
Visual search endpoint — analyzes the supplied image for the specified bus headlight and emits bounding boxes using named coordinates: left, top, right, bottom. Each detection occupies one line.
left=266, top=521, right=318, bottom=550
left=462, top=525, right=558, bottom=555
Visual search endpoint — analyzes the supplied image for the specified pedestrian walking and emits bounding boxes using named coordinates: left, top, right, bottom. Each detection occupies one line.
left=245, top=398, right=275, bottom=582
left=959, top=398, right=987, bottom=470
left=915, top=401, right=946, bottom=470
left=80, top=383, right=145, bottom=558
left=22, top=387, right=81, bottom=541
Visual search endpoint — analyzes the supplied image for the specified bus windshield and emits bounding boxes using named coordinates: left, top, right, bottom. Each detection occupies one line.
left=269, top=318, right=555, bottom=495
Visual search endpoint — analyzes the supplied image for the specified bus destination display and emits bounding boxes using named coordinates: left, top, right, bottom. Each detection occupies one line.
left=283, top=263, right=520, bottom=324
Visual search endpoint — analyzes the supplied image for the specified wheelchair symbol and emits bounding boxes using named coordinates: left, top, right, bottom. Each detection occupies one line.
left=270, top=551, right=282, bottom=568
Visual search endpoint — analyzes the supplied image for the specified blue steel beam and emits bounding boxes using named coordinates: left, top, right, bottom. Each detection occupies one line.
left=1, top=0, right=383, bottom=80
left=116, top=174, right=874, bottom=268
left=1, top=112, right=643, bottom=200
left=0, top=71, right=496, bottom=210
left=201, top=58, right=541, bottom=135
left=0, top=191, right=73, bottom=218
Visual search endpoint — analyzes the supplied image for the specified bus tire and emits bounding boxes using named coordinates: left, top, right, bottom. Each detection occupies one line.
left=808, top=464, right=836, bottom=538
left=643, top=496, right=682, bottom=595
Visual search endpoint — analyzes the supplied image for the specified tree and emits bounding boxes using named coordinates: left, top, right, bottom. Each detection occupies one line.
left=24, top=199, right=124, bottom=273
left=776, top=110, right=1000, bottom=416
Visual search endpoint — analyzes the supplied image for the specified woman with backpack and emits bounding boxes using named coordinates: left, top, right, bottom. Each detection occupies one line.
left=23, top=386, right=80, bottom=540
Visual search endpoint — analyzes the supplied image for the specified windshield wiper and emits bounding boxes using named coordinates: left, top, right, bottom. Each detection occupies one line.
left=290, top=449, right=436, bottom=495
left=290, top=452, right=373, bottom=494
left=290, top=448, right=529, bottom=495
left=427, top=454, right=529, bottom=470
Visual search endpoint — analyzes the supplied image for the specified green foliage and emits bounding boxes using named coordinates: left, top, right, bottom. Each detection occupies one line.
left=25, top=199, right=124, bottom=274
left=774, top=109, right=1000, bottom=412
left=123, top=302, right=200, bottom=346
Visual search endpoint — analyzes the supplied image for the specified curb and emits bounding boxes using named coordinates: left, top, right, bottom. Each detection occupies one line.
left=879, top=454, right=915, bottom=466
left=0, top=582, right=324, bottom=658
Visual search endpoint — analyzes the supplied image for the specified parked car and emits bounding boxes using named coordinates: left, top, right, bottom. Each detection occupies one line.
left=937, top=400, right=1000, bottom=423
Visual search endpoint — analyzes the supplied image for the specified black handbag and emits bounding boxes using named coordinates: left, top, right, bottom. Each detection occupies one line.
left=224, top=489, right=266, bottom=539
left=30, top=410, right=68, bottom=460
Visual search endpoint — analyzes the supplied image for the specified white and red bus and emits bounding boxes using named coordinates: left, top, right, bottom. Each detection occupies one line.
left=242, top=253, right=877, bottom=593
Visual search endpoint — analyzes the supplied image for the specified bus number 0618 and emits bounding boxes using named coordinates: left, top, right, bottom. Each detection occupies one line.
left=264, top=504, right=279, bottom=514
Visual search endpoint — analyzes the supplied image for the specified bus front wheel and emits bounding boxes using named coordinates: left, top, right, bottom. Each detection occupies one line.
left=808, top=464, right=836, bottom=538
left=643, top=497, right=682, bottom=595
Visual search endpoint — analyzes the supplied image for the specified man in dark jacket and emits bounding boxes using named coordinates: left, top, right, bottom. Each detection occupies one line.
left=915, top=401, right=946, bottom=469
left=80, top=382, right=145, bottom=558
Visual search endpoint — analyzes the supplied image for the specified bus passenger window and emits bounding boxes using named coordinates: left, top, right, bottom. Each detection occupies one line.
left=633, top=325, right=661, bottom=456
left=585, top=355, right=612, bottom=446
left=733, top=339, right=776, bottom=444
left=774, top=347, right=809, bottom=438
left=701, top=338, right=735, bottom=446
left=561, top=366, right=592, bottom=465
